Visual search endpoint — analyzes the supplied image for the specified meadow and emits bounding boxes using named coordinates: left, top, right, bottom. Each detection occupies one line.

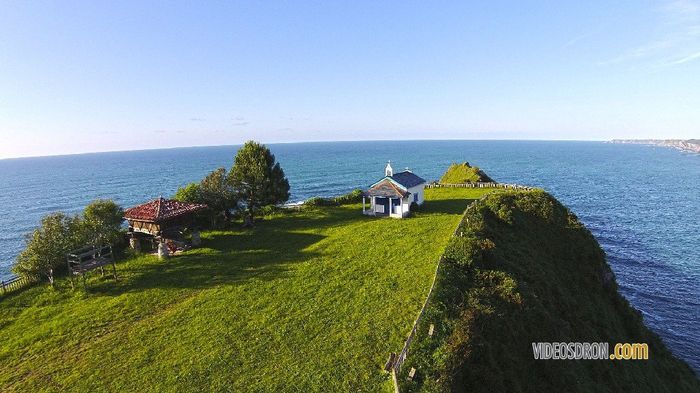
left=0, top=187, right=493, bottom=392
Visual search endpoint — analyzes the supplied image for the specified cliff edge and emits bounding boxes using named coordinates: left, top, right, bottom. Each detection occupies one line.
left=399, top=190, right=699, bottom=392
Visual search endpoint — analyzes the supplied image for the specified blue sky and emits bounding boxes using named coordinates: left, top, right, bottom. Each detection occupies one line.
left=1, top=1, right=699, bottom=158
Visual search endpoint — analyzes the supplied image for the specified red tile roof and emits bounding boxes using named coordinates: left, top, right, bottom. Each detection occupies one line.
left=124, top=198, right=207, bottom=223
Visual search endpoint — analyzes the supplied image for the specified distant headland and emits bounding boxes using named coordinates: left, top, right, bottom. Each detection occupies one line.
left=610, top=139, right=700, bottom=154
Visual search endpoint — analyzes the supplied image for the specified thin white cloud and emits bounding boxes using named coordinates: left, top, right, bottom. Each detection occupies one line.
left=600, top=0, right=700, bottom=67
left=664, top=49, right=700, bottom=64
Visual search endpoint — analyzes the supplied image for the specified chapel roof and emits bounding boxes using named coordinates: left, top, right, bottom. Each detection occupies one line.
left=365, top=179, right=410, bottom=198
left=390, top=171, right=426, bottom=189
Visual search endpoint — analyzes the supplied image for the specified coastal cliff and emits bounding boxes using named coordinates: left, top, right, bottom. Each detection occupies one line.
left=611, top=139, right=700, bottom=154
left=399, top=190, right=699, bottom=392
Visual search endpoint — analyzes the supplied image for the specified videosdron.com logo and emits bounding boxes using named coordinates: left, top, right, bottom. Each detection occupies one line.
left=532, top=342, right=649, bottom=360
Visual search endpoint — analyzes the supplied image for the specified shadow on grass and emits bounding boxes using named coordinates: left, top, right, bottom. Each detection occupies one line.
left=85, top=197, right=467, bottom=295
left=88, top=230, right=325, bottom=295
left=87, top=206, right=366, bottom=295
left=420, top=198, right=478, bottom=215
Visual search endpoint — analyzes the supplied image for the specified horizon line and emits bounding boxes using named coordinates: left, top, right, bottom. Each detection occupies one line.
left=0, top=137, right=616, bottom=161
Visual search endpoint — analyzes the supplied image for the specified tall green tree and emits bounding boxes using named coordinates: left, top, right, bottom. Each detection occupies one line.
left=13, top=213, right=82, bottom=285
left=228, top=141, right=290, bottom=226
left=200, top=167, right=237, bottom=226
left=174, top=182, right=203, bottom=204
left=80, top=199, right=124, bottom=247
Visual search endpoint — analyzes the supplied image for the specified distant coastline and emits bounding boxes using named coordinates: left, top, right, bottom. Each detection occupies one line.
left=610, top=139, right=700, bottom=154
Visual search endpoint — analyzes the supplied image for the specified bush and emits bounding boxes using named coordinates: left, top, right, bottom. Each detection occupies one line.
left=259, top=204, right=287, bottom=216
left=303, top=196, right=337, bottom=207
left=200, top=168, right=237, bottom=221
left=334, top=189, right=363, bottom=205
left=174, top=183, right=203, bottom=204
left=13, top=213, right=83, bottom=284
left=12, top=199, right=125, bottom=285
left=303, top=189, right=364, bottom=207
left=80, top=199, right=125, bottom=247
left=443, top=235, right=482, bottom=267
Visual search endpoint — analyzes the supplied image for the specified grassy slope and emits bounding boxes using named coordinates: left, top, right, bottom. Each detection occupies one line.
left=439, top=163, right=494, bottom=184
left=0, top=187, right=493, bottom=392
left=400, top=190, right=700, bottom=393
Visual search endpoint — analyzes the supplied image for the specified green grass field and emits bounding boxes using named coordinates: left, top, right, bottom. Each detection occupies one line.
left=0, top=187, right=493, bottom=392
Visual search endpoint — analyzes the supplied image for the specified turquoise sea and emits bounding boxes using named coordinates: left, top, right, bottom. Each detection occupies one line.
left=0, top=140, right=698, bottom=372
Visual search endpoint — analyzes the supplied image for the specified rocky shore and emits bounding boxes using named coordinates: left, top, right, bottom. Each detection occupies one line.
left=611, top=139, right=700, bottom=154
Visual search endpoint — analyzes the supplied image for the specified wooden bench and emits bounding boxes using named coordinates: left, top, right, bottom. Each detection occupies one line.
left=67, top=244, right=117, bottom=288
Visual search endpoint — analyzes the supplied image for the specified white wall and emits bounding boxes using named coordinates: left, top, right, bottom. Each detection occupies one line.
left=407, top=183, right=426, bottom=205
left=401, top=197, right=411, bottom=216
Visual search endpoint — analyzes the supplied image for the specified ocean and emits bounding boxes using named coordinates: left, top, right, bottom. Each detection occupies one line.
left=0, top=140, right=698, bottom=372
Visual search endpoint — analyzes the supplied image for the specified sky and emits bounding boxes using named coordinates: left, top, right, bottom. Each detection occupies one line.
left=1, top=1, right=699, bottom=159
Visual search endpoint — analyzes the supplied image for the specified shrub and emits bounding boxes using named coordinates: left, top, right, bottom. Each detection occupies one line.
left=259, top=204, right=287, bottom=216
left=13, top=213, right=83, bottom=284
left=80, top=199, right=125, bottom=247
left=13, top=199, right=125, bottom=285
left=303, top=196, right=337, bottom=207
left=334, top=189, right=363, bottom=205
left=443, top=235, right=482, bottom=267
left=174, top=183, right=204, bottom=204
left=303, top=189, right=364, bottom=207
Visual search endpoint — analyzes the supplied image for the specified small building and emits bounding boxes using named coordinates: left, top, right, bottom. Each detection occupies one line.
left=363, top=162, right=426, bottom=218
left=124, top=197, right=207, bottom=253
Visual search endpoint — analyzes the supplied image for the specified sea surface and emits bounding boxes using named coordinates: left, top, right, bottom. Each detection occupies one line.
left=0, top=140, right=698, bottom=372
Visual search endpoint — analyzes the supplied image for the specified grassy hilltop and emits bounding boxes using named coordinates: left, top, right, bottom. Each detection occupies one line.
left=439, top=162, right=495, bottom=184
left=0, top=187, right=493, bottom=392
left=399, top=190, right=699, bottom=392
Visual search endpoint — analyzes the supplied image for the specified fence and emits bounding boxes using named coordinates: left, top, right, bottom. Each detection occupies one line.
left=1, top=275, right=35, bottom=296
left=388, top=183, right=534, bottom=392
left=426, top=181, right=534, bottom=190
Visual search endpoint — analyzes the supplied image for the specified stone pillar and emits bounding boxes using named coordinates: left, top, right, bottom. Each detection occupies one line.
left=158, top=241, right=169, bottom=259
left=129, top=237, right=140, bottom=252
left=191, top=230, right=201, bottom=247
left=362, top=196, right=366, bottom=214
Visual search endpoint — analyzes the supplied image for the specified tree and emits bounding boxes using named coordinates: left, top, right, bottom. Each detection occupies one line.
left=174, top=182, right=203, bottom=204
left=13, top=213, right=82, bottom=285
left=200, top=167, right=237, bottom=225
left=228, top=141, right=290, bottom=226
left=80, top=199, right=124, bottom=247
